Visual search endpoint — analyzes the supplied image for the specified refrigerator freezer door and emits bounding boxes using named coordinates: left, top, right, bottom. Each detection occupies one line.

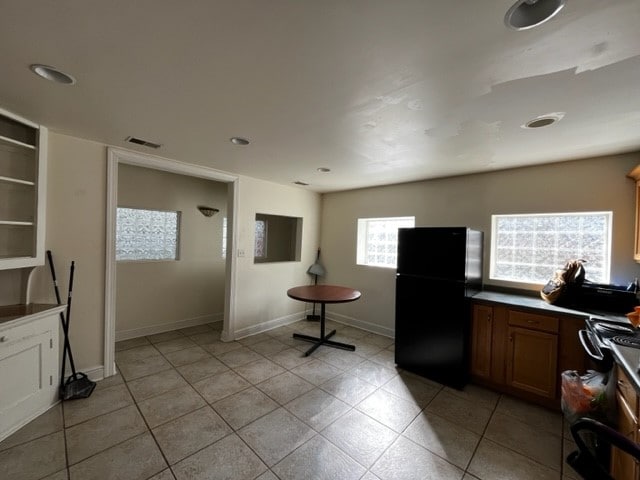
left=396, top=227, right=468, bottom=281
left=394, top=274, right=470, bottom=388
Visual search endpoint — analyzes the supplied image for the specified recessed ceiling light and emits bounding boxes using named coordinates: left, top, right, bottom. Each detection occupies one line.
left=504, top=0, right=565, bottom=31
left=29, top=64, right=76, bottom=85
left=293, top=181, right=309, bottom=186
left=230, top=137, right=250, bottom=145
left=522, top=112, right=565, bottom=129
left=317, top=167, right=331, bottom=173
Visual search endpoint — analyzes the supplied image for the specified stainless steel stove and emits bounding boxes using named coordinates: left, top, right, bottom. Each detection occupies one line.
left=580, top=317, right=640, bottom=369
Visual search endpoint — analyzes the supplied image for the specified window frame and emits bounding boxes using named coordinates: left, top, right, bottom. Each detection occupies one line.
left=115, top=206, right=181, bottom=262
left=489, top=211, right=612, bottom=285
left=356, top=216, right=415, bottom=269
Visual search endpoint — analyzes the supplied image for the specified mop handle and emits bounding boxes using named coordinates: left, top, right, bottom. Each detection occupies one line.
left=46, top=250, right=64, bottom=307
left=47, top=250, right=70, bottom=389
left=65, top=261, right=78, bottom=376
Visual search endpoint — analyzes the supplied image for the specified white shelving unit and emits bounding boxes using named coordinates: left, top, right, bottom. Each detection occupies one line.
left=0, top=109, right=47, bottom=270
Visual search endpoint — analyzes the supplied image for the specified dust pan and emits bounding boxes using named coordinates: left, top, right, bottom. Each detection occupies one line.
left=61, top=372, right=96, bottom=400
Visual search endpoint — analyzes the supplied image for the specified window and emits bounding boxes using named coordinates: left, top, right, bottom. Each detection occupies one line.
left=222, top=217, right=227, bottom=258
left=490, top=212, right=612, bottom=284
left=357, top=216, right=415, bottom=268
left=253, top=213, right=303, bottom=263
left=116, top=207, right=180, bottom=261
left=254, top=219, right=267, bottom=259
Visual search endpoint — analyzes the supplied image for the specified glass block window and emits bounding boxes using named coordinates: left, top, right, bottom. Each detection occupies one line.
left=490, top=212, right=612, bottom=284
left=357, top=216, right=415, bottom=268
left=254, top=219, right=266, bottom=258
left=116, top=207, right=180, bottom=261
left=222, top=217, right=227, bottom=258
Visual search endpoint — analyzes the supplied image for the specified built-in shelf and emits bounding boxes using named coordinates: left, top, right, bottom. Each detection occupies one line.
left=0, top=108, right=46, bottom=269
left=0, top=221, right=34, bottom=226
left=0, top=134, right=36, bottom=150
left=0, top=176, right=35, bottom=186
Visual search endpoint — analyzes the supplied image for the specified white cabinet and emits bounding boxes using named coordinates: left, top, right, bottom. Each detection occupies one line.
left=0, top=304, right=63, bottom=441
left=0, top=108, right=47, bottom=270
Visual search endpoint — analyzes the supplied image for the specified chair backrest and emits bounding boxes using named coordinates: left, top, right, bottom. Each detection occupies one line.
left=566, top=417, right=640, bottom=480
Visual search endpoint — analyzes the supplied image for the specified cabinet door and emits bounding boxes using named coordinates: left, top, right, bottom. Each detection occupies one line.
left=610, top=391, right=639, bottom=480
left=506, top=326, right=558, bottom=398
left=471, top=304, right=492, bottom=379
left=0, top=315, right=59, bottom=440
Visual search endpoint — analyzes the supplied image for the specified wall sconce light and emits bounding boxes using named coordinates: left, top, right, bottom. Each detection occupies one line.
left=197, top=206, right=219, bottom=217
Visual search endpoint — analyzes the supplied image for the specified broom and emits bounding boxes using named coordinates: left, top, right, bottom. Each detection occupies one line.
left=47, top=251, right=96, bottom=400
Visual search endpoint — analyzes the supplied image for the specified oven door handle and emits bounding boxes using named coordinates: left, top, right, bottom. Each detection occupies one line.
left=579, top=329, right=604, bottom=362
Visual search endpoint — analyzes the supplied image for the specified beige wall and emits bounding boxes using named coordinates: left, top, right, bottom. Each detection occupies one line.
left=320, top=153, right=640, bottom=336
left=23, top=130, right=637, bottom=371
left=27, top=132, right=322, bottom=375
left=28, top=134, right=107, bottom=372
left=233, top=175, right=322, bottom=337
left=115, top=164, right=227, bottom=338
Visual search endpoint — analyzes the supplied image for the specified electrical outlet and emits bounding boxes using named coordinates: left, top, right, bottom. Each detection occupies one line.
left=237, top=249, right=245, bottom=257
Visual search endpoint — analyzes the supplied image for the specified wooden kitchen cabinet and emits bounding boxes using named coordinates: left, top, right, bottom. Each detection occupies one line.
left=610, top=365, right=640, bottom=479
left=470, top=300, right=587, bottom=408
left=505, top=325, right=558, bottom=398
left=627, top=165, right=640, bottom=262
left=471, top=304, right=493, bottom=379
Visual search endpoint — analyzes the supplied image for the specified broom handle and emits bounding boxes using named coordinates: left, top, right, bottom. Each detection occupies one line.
left=65, top=261, right=78, bottom=376
left=47, top=250, right=70, bottom=388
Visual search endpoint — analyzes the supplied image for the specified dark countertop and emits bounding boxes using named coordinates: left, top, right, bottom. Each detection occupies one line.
left=473, top=290, right=629, bottom=323
left=473, top=289, right=640, bottom=392
left=611, top=344, right=640, bottom=392
left=0, top=303, right=64, bottom=326
left=473, top=290, right=588, bottom=317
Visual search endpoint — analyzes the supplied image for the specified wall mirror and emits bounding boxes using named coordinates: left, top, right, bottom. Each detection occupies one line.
left=254, top=213, right=302, bottom=263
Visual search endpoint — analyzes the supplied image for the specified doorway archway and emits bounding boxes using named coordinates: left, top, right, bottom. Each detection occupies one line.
left=104, top=147, right=238, bottom=377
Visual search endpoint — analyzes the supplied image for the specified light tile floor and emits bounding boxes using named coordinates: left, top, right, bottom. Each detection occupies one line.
left=0, top=320, right=581, bottom=480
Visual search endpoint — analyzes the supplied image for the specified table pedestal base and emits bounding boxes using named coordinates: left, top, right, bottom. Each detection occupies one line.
left=293, top=302, right=355, bottom=357
left=293, top=330, right=355, bottom=357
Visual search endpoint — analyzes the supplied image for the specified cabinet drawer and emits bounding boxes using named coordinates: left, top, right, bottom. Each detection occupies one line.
left=617, top=365, right=638, bottom=416
left=508, top=310, right=559, bottom=333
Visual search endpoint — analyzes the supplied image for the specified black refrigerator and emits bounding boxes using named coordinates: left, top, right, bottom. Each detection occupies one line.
left=395, top=227, right=483, bottom=389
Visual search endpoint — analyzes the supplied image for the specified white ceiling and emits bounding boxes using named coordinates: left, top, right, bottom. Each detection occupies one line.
left=1, top=0, right=639, bottom=192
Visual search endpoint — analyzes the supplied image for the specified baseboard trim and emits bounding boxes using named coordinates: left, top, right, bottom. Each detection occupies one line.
left=234, top=310, right=395, bottom=340
left=234, top=311, right=304, bottom=339
left=325, top=310, right=395, bottom=338
left=0, top=401, right=61, bottom=443
left=115, top=313, right=223, bottom=342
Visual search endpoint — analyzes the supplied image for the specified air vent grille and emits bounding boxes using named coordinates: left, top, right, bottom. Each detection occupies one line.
left=125, top=136, right=162, bottom=149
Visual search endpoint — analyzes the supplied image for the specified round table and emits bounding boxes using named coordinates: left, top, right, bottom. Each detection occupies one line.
left=287, top=284, right=361, bottom=357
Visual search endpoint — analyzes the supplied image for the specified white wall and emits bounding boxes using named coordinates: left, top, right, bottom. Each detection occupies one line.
left=115, top=164, right=228, bottom=339
left=28, top=132, right=322, bottom=376
left=320, top=153, right=640, bottom=336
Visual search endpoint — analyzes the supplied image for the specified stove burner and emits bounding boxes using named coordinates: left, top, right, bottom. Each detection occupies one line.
left=612, top=335, right=640, bottom=348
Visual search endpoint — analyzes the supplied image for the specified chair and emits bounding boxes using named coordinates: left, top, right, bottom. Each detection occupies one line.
left=566, top=417, right=640, bottom=479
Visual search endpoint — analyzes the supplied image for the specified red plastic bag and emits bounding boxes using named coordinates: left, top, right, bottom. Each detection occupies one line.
left=561, top=370, right=613, bottom=425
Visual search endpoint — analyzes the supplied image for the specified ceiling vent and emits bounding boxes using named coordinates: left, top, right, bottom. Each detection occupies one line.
left=293, top=181, right=309, bottom=186
left=125, top=136, right=162, bottom=149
